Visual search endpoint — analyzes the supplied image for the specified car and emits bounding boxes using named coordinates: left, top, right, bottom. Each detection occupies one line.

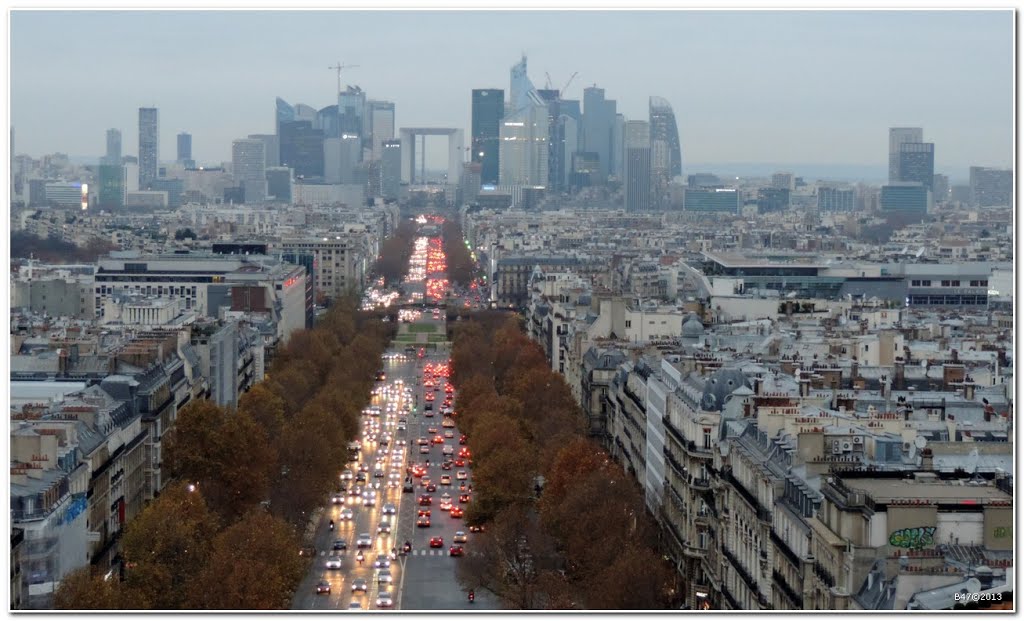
left=340, top=507, right=355, bottom=521
left=433, top=435, right=445, bottom=445
left=444, top=430, right=454, bottom=439
left=420, top=445, right=430, bottom=454
left=382, top=503, right=397, bottom=515
left=449, top=545, right=465, bottom=557
left=325, top=556, right=343, bottom=569
left=351, top=578, right=368, bottom=593
left=356, top=533, right=373, bottom=548
left=468, top=524, right=485, bottom=533
left=403, top=482, right=415, bottom=493
left=376, top=591, right=394, bottom=608
left=417, top=516, right=431, bottom=528
left=426, top=483, right=437, bottom=493
left=341, top=469, right=354, bottom=481
left=363, top=495, right=376, bottom=507
left=453, top=530, right=468, bottom=543
left=417, top=437, right=429, bottom=446
left=374, top=554, right=391, bottom=569
left=458, top=448, right=471, bottom=458
left=397, top=438, right=407, bottom=446
left=333, top=539, right=348, bottom=551
left=439, top=500, right=452, bottom=511
left=348, top=600, right=364, bottom=610
left=425, top=403, right=433, bottom=412
left=316, top=580, right=331, bottom=594
left=440, top=474, right=452, bottom=485
left=418, top=508, right=431, bottom=517
left=331, top=493, right=345, bottom=504
left=420, top=476, right=432, bottom=487
left=429, top=536, right=444, bottom=548
left=427, top=427, right=439, bottom=434
left=454, top=458, right=466, bottom=467
left=377, top=570, right=393, bottom=585
left=459, top=435, right=467, bottom=445
left=441, top=461, right=453, bottom=471
left=450, top=506, right=464, bottom=518
left=459, top=494, right=471, bottom=504
left=377, top=521, right=392, bottom=534
left=456, top=470, right=468, bottom=481
left=356, top=472, right=368, bottom=483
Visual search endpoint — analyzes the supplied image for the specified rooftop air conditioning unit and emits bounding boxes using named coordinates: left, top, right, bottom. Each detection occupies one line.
left=853, top=436, right=863, bottom=444
left=841, top=441, right=853, bottom=452
left=832, top=440, right=842, bottom=453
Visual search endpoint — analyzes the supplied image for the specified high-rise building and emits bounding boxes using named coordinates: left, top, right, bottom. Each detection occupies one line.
left=509, top=56, right=545, bottom=114
left=550, top=113, right=578, bottom=192
left=138, top=108, right=159, bottom=189
left=266, top=167, right=293, bottom=203
left=897, top=142, right=934, bottom=191
left=279, top=121, right=325, bottom=179
left=461, top=162, right=482, bottom=204
left=98, top=164, right=126, bottom=208
left=104, top=128, right=122, bottom=165
left=817, top=186, right=855, bottom=211
left=317, top=105, right=340, bottom=140
left=969, top=166, right=1012, bottom=207
left=756, top=187, right=790, bottom=212
left=684, top=187, right=740, bottom=213
left=232, top=138, right=267, bottom=203
left=248, top=134, right=280, bottom=169
left=623, top=120, right=652, bottom=212
left=177, top=132, right=193, bottom=167
left=932, top=174, right=950, bottom=203
left=881, top=183, right=931, bottom=217
left=499, top=105, right=549, bottom=187
left=888, top=127, right=923, bottom=184
left=324, top=134, right=361, bottom=184
left=771, top=172, right=795, bottom=191
left=582, top=86, right=616, bottom=183
left=366, top=100, right=395, bottom=160
left=648, top=96, right=682, bottom=183
left=472, top=89, right=504, bottom=185
left=338, top=86, right=366, bottom=145
left=380, top=139, right=402, bottom=200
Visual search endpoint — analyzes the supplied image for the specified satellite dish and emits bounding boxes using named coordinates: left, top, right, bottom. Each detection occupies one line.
left=914, top=436, right=927, bottom=450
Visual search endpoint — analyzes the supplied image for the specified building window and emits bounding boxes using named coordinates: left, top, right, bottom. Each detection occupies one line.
left=625, top=320, right=632, bottom=328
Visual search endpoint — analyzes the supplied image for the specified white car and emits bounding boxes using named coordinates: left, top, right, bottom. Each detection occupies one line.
left=453, top=530, right=468, bottom=543
left=325, top=556, right=343, bottom=569
left=382, top=503, right=397, bottom=515
left=348, top=600, right=363, bottom=610
left=376, top=591, right=394, bottom=608
left=374, top=554, right=391, bottom=569
left=377, top=570, right=393, bottom=585
left=456, top=470, right=468, bottom=481
left=377, top=521, right=392, bottom=534
left=356, top=533, right=373, bottom=548
left=340, top=507, right=354, bottom=520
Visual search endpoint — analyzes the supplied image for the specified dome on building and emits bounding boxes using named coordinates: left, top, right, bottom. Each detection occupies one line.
left=700, top=368, right=751, bottom=412
left=682, top=313, right=705, bottom=338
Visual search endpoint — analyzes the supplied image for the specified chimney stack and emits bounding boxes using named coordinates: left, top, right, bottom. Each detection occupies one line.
left=921, top=447, right=934, bottom=471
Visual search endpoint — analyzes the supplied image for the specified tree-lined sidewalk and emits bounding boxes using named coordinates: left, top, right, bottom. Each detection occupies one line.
left=449, top=315, right=676, bottom=609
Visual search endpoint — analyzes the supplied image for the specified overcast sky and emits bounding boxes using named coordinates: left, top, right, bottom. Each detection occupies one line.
left=10, top=10, right=1013, bottom=176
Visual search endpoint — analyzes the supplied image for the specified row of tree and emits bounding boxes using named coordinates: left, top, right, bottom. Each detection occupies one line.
left=372, top=219, right=418, bottom=285
left=449, top=315, right=677, bottom=609
left=12, top=231, right=117, bottom=263
left=55, top=297, right=393, bottom=609
left=441, top=220, right=478, bottom=287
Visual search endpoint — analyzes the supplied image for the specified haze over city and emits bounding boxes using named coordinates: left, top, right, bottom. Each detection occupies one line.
left=10, top=9, right=1013, bottom=181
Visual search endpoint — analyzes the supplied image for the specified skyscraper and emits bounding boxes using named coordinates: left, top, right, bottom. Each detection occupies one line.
left=279, top=121, right=325, bottom=179
left=367, top=100, right=395, bottom=160
left=266, top=167, right=293, bottom=203
left=881, top=183, right=930, bottom=217
left=897, top=142, right=935, bottom=191
left=98, top=164, right=125, bottom=208
left=380, top=139, right=402, bottom=200
left=888, top=127, right=923, bottom=184
left=248, top=134, right=280, bottom=169
left=648, top=96, right=682, bottom=181
left=472, top=89, right=504, bottom=185
left=623, top=120, right=651, bottom=212
left=138, top=108, right=159, bottom=189
left=499, top=105, right=549, bottom=187
left=969, top=166, right=1013, bottom=206
left=104, top=128, right=122, bottom=165
left=317, top=105, right=340, bottom=139
left=582, top=86, right=616, bottom=183
left=177, top=132, right=193, bottom=167
left=324, top=134, right=361, bottom=184
left=232, top=138, right=267, bottom=203
left=509, top=56, right=545, bottom=114
left=338, top=85, right=366, bottom=146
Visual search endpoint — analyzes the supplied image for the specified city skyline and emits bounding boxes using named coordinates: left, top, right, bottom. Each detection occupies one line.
left=10, top=10, right=1013, bottom=178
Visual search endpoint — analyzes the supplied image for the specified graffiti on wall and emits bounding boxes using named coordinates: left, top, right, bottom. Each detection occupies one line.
left=889, top=526, right=936, bottom=549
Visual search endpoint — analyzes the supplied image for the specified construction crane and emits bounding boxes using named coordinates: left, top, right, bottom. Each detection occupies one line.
left=328, top=62, right=360, bottom=95
left=544, top=72, right=554, bottom=90
left=559, top=72, right=579, bottom=99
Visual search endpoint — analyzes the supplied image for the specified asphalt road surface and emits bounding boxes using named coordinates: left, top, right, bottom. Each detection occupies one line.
left=292, top=343, right=498, bottom=611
